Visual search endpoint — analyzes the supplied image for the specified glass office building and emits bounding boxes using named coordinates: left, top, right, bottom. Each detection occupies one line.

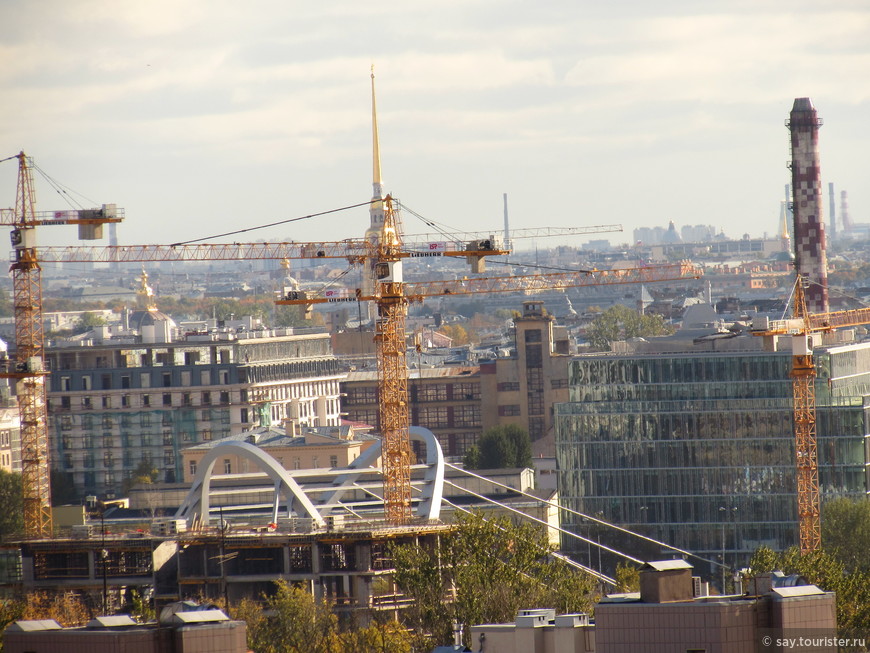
left=555, top=341, right=870, bottom=576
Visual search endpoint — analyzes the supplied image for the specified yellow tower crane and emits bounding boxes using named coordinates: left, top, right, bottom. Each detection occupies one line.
left=753, top=274, right=870, bottom=553
left=0, top=152, right=122, bottom=538
left=38, top=198, right=700, bottom=527
left=277, top=196, right=703, bottom=524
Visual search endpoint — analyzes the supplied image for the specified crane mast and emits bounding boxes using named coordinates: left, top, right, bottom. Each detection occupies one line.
left=1, top=152, right=123, bottom=539
left=374, top=197, right=412, bottom=523
left=752, top=273, right=870, bottom=553
left=10, top=152, right=52, bottom=538
left=790, top=278, right=821, bottom=553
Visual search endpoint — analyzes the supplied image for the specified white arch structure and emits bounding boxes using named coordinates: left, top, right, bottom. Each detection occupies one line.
left=174, top=427, right=444, bottom=527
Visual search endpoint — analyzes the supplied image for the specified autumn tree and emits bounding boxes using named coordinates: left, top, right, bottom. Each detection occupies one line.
left=392, top=512, right=597, bottom=648
left=748, top=546, right=870, bottom=631
left=821, top=497, right=870, bottom=573
left=0, top=470, right=23, bottom=537
left=585, top=304, right=674, bottom=351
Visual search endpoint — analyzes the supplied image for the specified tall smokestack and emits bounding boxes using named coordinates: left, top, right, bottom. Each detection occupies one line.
left=787, top=98, right=828, bottom=313
left=828, top=183, right=837, bottom=240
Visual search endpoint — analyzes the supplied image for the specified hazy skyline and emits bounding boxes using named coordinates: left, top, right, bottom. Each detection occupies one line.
left=2, top=1, right=869, bottom=251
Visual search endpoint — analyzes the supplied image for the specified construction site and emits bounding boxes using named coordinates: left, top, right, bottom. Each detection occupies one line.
left=0, top=88, right=865, bottom=640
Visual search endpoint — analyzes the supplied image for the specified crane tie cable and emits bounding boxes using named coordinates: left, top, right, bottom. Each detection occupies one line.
left=170, top=199, right=380, bottom=246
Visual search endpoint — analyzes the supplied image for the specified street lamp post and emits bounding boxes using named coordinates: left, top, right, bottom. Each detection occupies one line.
left=719, top=506, right=738, bottom=594
left=100, top=507, right=108, bottom=614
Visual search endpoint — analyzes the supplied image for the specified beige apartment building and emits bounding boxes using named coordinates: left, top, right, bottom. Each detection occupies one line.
left=0, top=406, right=21, bottom=473
left=180, top=423, right=378, bottom=482
left=480, top=300, right=571, bottom=446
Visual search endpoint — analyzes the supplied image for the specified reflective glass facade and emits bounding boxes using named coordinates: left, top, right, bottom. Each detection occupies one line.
left=555, top=343, right=870, bottom=574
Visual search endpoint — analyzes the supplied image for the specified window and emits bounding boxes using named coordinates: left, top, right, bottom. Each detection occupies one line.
left=293, top=457, right=301, bottom=470
left=185, top=352, right=201, bottom=365
left=121, top=375, right=131, bottom=389
left=82, top=375, right=92, bottom=390
left=102, top=416, right=114, bottom=429
left=140, top=372, right=151, bottom=388
left=164, top=451, right=175, bottom=466
left=182, top=393, right=192, bottom=406
left=223, top=459, right=232, bottom=474
left=82, top=415, right=93, bottom=429
left=61, top=396, right=71, bottom=410
left=142, top=394, right=151, bottom=407
left=163, top=372, right=172, bottom=387
left=416, top=384, right=448, bottom=401
left=201, top=430, right=213, bottom=442
left=141, top=414, right=151, bottom=427
left=454, top=405, right=480, bottom=427
left=418, top=406, right=449, bottom=427
left=202, top=392, right=211, bottom=405
left=181, top=431, right=192, bottom=442
left=329, top=455, right=338, bottom=468
left=82, top=396, right=92, bottom=409
left=103, top=451, right=114, bottom=467
left=240, top=408, right=249, bottom=424
left=200, top=370, right=210, bottom=385
left=102, top=396, right=111, bottom=409
left=189, top=460, right=197, bottom=477
left=220, top=391, right=230, bottom=405
left=180, top=371, right=191, bottom=387
left=220, top=370, right=230, bottom=385
left=103, top=435, right=113, bottom=449
left=163, top=393, right=172, bottom=407
left=497, top=381, right=520, bottom=392
left=61, top=376, right=71, bottom=391
left=498, top=405, right=521, bottom=416
left=163, top=431, right=173, bottom=445
left=101, top=374, right=112, bottom=390
left=60, top=416, right=72, bottom=431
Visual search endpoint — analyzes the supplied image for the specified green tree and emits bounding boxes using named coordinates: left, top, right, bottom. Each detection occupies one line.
left=614, top=562, right=641, bottom=592
left=392, top=512, right=597, bottom=648
left=122, top=459, right=159, bottom=495
left=0, top=470, right=23, bottom=537
left=50, top=469, right=79, bottom=505
left=248, top=580, right=341, bottom=653
left=585, top=304, right=674, bottom=351
left=821, top=497, right=870, bottom=573
left=74, top=311, right=107, bottom=333
left=748, top=546, right=870, bottom=631
left=465, top=425, right=532, bottom=470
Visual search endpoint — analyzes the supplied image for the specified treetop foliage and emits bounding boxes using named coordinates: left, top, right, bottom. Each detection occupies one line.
left=463, top=424, right=532, bottom=470
left=585, top=304, right=674, bottom=351
left=391, top=511, right=596, bottom=648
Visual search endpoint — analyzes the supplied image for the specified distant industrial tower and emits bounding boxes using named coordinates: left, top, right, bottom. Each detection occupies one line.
left=828, top=183, right=837, bottom=240
left=786, top=98, right=828, bottom=313
left=840, top=190, right=852, bottom=232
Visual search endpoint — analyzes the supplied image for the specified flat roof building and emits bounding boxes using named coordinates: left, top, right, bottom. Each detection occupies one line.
left=555, top=319, right=870, bottom=579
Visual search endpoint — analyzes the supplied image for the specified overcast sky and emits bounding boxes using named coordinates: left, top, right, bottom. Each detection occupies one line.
left=2, top=0, right=868, bottom=252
